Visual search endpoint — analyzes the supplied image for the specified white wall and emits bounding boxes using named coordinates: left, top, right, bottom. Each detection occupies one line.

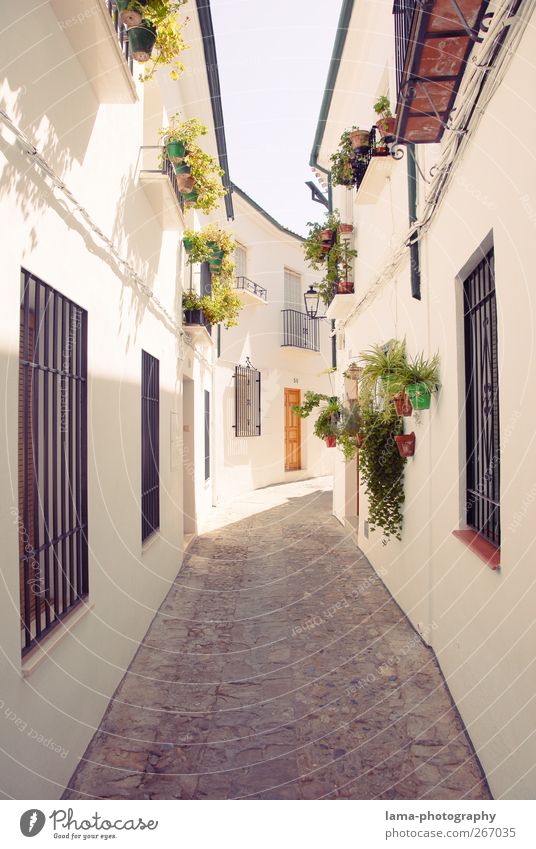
left=319, top=0, right=536, bottom=799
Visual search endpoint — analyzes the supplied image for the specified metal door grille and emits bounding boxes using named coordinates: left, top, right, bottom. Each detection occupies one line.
left=234, top=365, right=261, bottom=437
left=463, top=248, right=500, bottom=546
left=141, top=351, right=160, bottom=542
left=18, top=270, right=88, bottom=655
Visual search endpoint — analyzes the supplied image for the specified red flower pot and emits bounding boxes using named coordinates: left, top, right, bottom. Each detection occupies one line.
left=339, top=223, right=354, bottom=234
left=324, top=436, right=337, bottom=448
left=392, top=392, right=412, bottom=417
left=349, top=128, right=370, bottom=150
left=395, top=432, right=415, bottom=458
left=320, top=228, right=334, bottom=243
left=377, top=116, right=396, bottom=139
left=337, top=280, right=354, bottom=295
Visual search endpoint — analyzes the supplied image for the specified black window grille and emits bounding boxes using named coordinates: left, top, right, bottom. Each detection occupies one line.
left=18, top=270, right=88, bottom=656
left=204, top=390, right=210, bottom=480
left=234, top=364, right=261, bottom=437
left=141, top=351, right=160, bottom=542
left=463, top=248, right=500, bottom=546
left=281, top=309, right=320, bottom=351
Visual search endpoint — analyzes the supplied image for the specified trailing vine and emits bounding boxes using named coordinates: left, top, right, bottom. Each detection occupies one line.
left=359, top=404, right=405, bottom=542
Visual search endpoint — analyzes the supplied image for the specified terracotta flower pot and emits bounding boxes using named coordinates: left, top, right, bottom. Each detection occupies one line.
left=116, top=0, right=147, bottom=28
left=339, top=223, right=354, bottom=234
left=392, top=392, right=412, bottom=417
left=324, top=436, right=337, bottom=448
left=349, top=129, right=370, bottom=150
left=337, top=280, right=354, bottom=295
left=320, top=228, right=334, bottom=243
left=395, top=432, right=415, bottom=458
left=177, top=173, right=195, bottom=193
left=377, top=116, right=396, bottom=139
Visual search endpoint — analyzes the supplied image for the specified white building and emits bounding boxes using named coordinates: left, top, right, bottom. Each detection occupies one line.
left=0, top=0, right=331, bottom=799
left=311, top=0, right=536, bottom=799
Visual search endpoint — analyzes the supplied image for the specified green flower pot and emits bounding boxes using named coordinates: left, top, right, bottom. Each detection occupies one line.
left=128, top=24, right=157, bottom=63
left=406, top=382, right=431, bottom=410
left=174, top=160, right=190, bottom=174
left=182, top=236, right=194, bottom=252
left=167, top=141, right=187, bottom=163
left=183, top=189, right=199, bottom=205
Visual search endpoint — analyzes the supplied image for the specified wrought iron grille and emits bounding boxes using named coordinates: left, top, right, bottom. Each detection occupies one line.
left=18, top=270, right=88, bottom=656
left=351, top=126, right=390, bottom=192
left=281, top=310, right=320, bottom=352
left=235, top=276, right=267, bottom=301
left=463, top=248, right=500, bottom=546
left=234, top=365, right=261, bottom=437
left=108, top=0, right=134, bottom=75
left=393, top=0, right=421, bottom=103
left=204, top=390, right=210, bottom=481
left=141, top=351, right=160, bottom=542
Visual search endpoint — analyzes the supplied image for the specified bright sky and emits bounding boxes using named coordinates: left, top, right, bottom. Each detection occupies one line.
left=210, top=0, right=342, bottom=236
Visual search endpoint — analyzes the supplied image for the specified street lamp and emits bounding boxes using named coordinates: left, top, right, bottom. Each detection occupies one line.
left=304, top=285, right=320, bottom=319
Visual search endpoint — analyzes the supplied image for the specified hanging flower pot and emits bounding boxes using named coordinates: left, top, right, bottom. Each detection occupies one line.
left=337, top=280, right=354, bottom=295
left=320, top=228, right=334, bottom=243
left=339, top=223, right=354, bottom=234
left=116, top=0, right=147, bottom=28
left=182, top=235, right=195, bottom=252
left=128, top=23, right=157, bottom=62
left=395, top=432, right=415, bottom=458
left=325, top=435, right=337, bottom=448
left=392, top=392, right=412, bottom=417
left=209, top=248, right=225, bottom=270
left=167, top=141, right=187, bottom=163
left=177, top=173, right=195, bottom=193
left=406, top=382, right=431, bottom=410
left=183, top=189, right=199, bottom=205
left=174, top=160, right=190, bottom=175
left=349, top=128, right=370, bottom=150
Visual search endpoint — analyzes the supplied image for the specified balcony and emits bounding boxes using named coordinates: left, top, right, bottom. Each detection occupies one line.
left=138, top=146, right=185, bottom=230
left=235, top=277, right=267, bottom=305
left=326, top=282, right=357, bottom=321
left=351, top=127, right=392, bottom=202
left=51, top=0, right=137, bottom=103
left=281, top=310, right=320, bottom=353
left=393, top=0, right=490, bottom=144
left=183, top=308, right=213, bottom=343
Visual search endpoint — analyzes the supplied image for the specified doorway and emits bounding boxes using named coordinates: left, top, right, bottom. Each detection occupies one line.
left=284, top=388, right=301, bottom=471
left=182, top=377, right=196, bottom=535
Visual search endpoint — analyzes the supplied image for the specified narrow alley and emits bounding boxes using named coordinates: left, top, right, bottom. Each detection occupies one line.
left=64, top=479, right=489, bottom=801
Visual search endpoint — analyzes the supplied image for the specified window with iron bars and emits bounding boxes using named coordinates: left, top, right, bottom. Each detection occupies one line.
left=463, top=247, right=500, bottom=547
left=141, top=351, right=160, bottom=542
left=18, top=270, right=89, bottom=656
left=234, top=364, right=261, bottom=437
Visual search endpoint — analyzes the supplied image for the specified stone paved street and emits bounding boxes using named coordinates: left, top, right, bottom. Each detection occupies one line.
left=64, top=478, right=490, bottom=800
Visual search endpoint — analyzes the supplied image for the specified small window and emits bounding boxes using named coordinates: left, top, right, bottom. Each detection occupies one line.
left=463, top=247, right=500, bottom=546
left=141, top=351, right=160, bottom=542
left=235, top=244, right=247, bottom=279
left=284, top=268, right=302, bottom=311
left=234, top=363, right=261, bottom=437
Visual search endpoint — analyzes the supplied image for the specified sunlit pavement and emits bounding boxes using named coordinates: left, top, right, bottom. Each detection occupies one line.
left=64, top=477, right=490, bottom=800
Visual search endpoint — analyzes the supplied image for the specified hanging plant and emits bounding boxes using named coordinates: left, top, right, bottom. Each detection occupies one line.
left=336, top=402, right=363, bottom=462
left=373, top=95, right=396, bottom=140
left=183, top=225, right=235, bottom=265
left=132, top=1, right=188, bottom=82
left=158, top=116, right=226, bottom=213
left=330, top=131, right=356, bottom=187
left=303, top=212, right=357, bottom=306
left=303, top=212, right=341, bottom=269
left=359, top=404, right=405, bottom=542
left=359, top=339, right=408, bottom=404
left=400, top=352, right=440, bottom=411
left=182, top=280, right=242, bottom=330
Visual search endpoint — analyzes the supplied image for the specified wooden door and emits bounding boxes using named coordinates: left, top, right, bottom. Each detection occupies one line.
left=284, top=388, right=301, bottom=471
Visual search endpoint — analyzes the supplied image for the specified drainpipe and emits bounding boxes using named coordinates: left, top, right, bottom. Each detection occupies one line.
left=407, top=143, right=421, bottom=301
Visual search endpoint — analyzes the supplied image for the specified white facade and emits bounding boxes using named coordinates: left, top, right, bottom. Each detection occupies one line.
left=314, top=0, right=536, bottom=799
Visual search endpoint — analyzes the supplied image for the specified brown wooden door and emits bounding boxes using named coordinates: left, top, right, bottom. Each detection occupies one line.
left=284, top=388, right=301, bottom=471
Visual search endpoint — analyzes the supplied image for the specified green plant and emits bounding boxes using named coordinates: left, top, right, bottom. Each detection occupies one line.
left=200, top=276, right=242, bottom=329
left=292, top=391, right=336, bottom=418
left=183, top=226, right=235, bottom=265
left=330, top=130, right=356, bottom=187
left=303, top=212, right=341, bottom=269
left=158, top=115, right=226, bottom=213
left=182, top=290, right=202, bottom=311
left=373, top=95, right=392, bottom=119
left=137, top=1, right=188, bottom=82
left=336, top=402, right=363, bottom=461
left=360, top=404, right=405, bottom=542
left=400, top=351, right=440, bottom=393
left=303, top=213, right=357, bottom=306
left=313, top=399, right=341, bottom=440
left=359, top=339, right=408, bottom=403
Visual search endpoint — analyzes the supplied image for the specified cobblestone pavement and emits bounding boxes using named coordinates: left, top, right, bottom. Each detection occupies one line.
left=65, top=478, right=490, bottom=800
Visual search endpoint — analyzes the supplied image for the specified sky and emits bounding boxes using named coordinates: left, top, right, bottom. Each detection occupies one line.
left=210, top=0, right=342, bottom=236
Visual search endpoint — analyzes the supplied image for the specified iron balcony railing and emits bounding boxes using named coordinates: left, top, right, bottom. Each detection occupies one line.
left=235, top=276, right=267, bottom=302
left=139, top=146, right=185, bottom=213
left=351, top=126, right=390, bottom=193
left=107, top=0, right=134, bottom=75
left=393, top=0, right=420, bottom=104
left=183, top=307, right=212, bottom=337
left=281, top=309, right=319, bottom=352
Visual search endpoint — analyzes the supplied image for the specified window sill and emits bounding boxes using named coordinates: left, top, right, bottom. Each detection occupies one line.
left=452, top=529, right=500, bottom=571
left=21, top=601, right=95, bottom=678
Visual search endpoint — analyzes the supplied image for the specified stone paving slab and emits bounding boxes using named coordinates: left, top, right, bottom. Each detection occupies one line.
left=64, top=477, right=490, bottom=800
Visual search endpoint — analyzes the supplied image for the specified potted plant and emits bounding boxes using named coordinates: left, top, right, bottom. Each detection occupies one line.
left=392, top=392, right=412, bottom=417
left=330, top=131, right=356, bottom=187
left=339, top=223, right=354, bottom=234
left=401, top=352, right=440, bottom=410
left=373, top=95, right=396, bottom=140
left=159, top=116, right=205, bottom=164
left=349, top=127, right=370, bottom=150
left=337, top=402, right=363, bottom=461
left=183, top=290, right=205, bottom=326
left=303, top=212, right=341, bottom=268
left=395, top=432, right=416, bottom=457
left=182, top=225, right=235, bottom=266
left=359, top=404, right=406, bottom=541
left=116, top=0, right=148, bottom=27
left=359, top=339, right=407, bottom=403
left=313, top=399, right=341, bottom=447
left=133, top=2, right=188, bottom=82
left=159, top=116, right=226, bottom=212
